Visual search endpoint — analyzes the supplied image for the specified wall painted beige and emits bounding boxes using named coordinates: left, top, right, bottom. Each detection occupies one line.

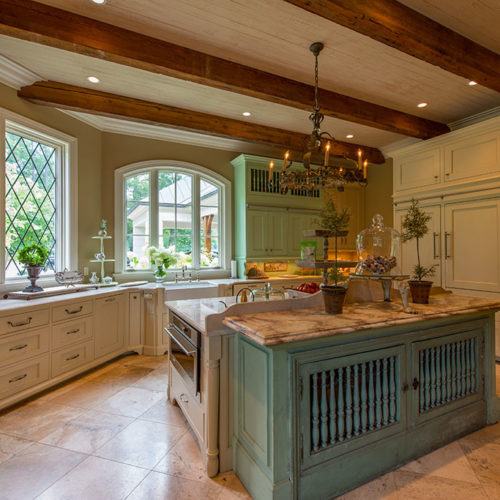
left=101, top=132, right=238, bottom=261
left=0, top=83, right=102, bottom=271
left=364, top=159, right=393, bottom=228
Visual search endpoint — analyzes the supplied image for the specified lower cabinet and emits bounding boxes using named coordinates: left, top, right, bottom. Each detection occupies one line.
left=51, top=340, right=94, bottom=377
left=94, top=294, right=126, bottom=358
left=0, top=354, right=50, bottom=400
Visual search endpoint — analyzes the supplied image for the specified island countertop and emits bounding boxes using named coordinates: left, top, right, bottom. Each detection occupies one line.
left=223, top=294, right=500, bottom=346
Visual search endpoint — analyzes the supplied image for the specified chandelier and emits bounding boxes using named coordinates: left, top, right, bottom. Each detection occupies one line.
left=269, top=42, right=368, bottom=193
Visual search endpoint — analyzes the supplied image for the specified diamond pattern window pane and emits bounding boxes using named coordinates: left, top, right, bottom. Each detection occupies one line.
left=5, top=131, right=57, bottom=278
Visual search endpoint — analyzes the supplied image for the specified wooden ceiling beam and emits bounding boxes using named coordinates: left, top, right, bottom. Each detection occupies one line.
left=1, top=0, right=449, bottom=139
left=18, top=81, right=386, bottom=163
left=283, top=0, right=500, bottom=93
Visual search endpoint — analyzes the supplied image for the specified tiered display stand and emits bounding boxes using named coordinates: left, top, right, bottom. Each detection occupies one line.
left=89, top=235, right=117, bottom=286
left=295, top=229, right=357, bottom=285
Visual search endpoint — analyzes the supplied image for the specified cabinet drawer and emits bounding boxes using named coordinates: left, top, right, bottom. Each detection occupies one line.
left=52, top=300, right=93, bottom=323
left=52, top=317, right=93, bottom=350
left=170, top=364, right=204, bottom=440
left=51, top=341, right=94, bottom=378
left=0, top=309, right=49, bottom=336
left=0, top=327, right=49, bottom=366
left=0, top=354, right=49, bottom=399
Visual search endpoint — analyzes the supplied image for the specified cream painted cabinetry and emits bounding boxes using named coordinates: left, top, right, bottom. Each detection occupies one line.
left=246, top=208, right=287, bottom=257
left=94, top=294, right=125, bottom=358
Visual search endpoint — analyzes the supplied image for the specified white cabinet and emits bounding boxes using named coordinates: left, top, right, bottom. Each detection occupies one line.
left=288, top=211, right=318, bottom=255
left=393, top=148, right=441, bottom=193
left=443, top=199, right=500, bottom=292
left=129, top=292, right=143, bottom=348
left=246, top=208, right=287, bottom=258
left=395, top=204, right=442, bottom=286
left=94, top=294, right=126, bottom=358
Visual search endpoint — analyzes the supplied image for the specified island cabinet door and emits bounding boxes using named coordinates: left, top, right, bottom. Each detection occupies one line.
left=409, top=324, right=485, bottom=426
left=297, top=344, right=406, bottom=473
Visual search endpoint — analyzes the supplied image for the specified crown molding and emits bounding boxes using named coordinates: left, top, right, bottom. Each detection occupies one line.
left=0, top=55, right=39, bottom=89
left=448, top=106, right=500, bottom=131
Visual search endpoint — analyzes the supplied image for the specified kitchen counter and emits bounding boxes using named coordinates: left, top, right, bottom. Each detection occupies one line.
left=223, top=294, right=500, bottom=346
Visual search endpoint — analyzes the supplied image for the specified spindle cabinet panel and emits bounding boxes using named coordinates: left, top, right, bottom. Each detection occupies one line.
left=298, top=344, right=405, bottom=470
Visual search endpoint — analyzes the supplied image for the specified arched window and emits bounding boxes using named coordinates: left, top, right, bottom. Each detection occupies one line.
left=114, top=161, right=231, bottom=274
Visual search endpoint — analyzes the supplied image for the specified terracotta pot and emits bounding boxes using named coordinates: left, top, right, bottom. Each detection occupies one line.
left=321, top=285, right=347, bottom=314
left=23, top=265, right=44, bottom=293
left=408, top=280, right=432, bottom=304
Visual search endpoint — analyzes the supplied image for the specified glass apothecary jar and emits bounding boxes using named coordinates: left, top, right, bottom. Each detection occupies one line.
left=355, top=214, right=400, bottom=275
left=253, top=282, right=285, bottom=301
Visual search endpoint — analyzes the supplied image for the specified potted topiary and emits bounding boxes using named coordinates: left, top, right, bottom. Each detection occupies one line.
left=401, top=199, right=436, bottom=304
left=17, top=243, right=50, bottom=292
left=317, top=199, right=351, bottom=314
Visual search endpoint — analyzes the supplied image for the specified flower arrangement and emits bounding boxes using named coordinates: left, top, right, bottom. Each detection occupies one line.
left=145, top=245, right=177, bottom=282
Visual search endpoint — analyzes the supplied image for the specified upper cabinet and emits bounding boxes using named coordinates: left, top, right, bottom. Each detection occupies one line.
left=390, top=117, right=500, bottom=199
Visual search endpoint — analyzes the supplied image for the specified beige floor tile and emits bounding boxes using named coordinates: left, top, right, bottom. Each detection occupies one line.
left=91, top=364, right=155, bottom=386
left=0, top=442, right=85, bottom=499
left=400, top=441, right=479, bottom=484
left=132, top=370, right=169, bottom=392
left=0, top=432, right=32, bottom=464
left=119, top=354, right=169, bottom=370
left=459, top=422, right=500, bottom=449
left=127, top=470, right=220, bottom=500
left=93, top=386, right=165, bottom=418
left=154, top=431, right=207, bottom=482
left=460, top=441, right=500, bottom=487
left=213, top=471, right=252, bottom=500
left=0, top=401, right=84, bottom=441
left=40, top=409, right=134, bottom=454
left=48, top=378, right=127, bottom=409
left=37, top=455, right=149, bottom=500
left=138, top=398, right=187, bottom=427
left=337, top=471, right=399, bottom=500
left=95, top=418, right=185, bottom=469
left=393, top=470, right=488, bottom=499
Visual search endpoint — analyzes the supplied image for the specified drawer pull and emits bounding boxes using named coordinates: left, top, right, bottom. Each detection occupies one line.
left=9, top=373, right=27, bottom=383
left=8, top=317, right=32, bottom=328
left=66, top=329, right=80, bottom=335
left=105, top=297, right=116, bottom=303
left=179, top=393, right=189, bottom=404
left=66, top=353, right=80, bottom=361
left=9, top=343, right=28, bottom=351
left=65, top=306, right=83, bottom=315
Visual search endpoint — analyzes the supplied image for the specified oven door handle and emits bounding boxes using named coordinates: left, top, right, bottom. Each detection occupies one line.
left=165, top=327, right=197, bottom=356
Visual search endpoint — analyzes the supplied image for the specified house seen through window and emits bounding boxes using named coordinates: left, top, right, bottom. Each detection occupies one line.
left=125, top=169, right=221, bottom=270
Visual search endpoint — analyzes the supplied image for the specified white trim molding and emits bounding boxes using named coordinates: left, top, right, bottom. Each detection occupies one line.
left=114, top=159, right=232, bottom=278
left=0, top=54, right=40, bottom=89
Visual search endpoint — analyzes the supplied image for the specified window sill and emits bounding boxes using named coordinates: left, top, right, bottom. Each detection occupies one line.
left=113, top=268, right=231, bottom=282
left=0, top=277, right=59, bottom=295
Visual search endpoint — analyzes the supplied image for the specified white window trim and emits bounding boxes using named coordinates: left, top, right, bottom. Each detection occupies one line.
left=0, top=107, right=78, bottom=292
left=114, top=160, right=231, bottom=279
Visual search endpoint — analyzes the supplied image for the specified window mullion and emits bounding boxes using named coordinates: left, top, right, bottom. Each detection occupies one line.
left=192, top=174, right=201, bottom=269
left=0, top=117, right=5, bottom=284
left=150, top=170, right=159, bottom=253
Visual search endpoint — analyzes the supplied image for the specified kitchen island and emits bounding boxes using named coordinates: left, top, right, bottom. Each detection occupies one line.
left=223, top=294, right=500, bottom=500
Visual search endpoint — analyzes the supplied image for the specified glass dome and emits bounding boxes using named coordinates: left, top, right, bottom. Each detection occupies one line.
left=355, top=214, right=400, bottom=275
left=253, top=282, right=285, bottom=301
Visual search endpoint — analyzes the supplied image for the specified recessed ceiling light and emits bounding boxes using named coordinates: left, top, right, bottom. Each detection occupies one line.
left=242, top=111, right=251, bottom=117
left=468, top=80, right=478, bottom=86
left=346, top=134, right=354, bottom=139
left=92, top=0, right=106, bottom=4
left=417, top=102, right=428, bottom=108
left=87, top=76, right=100, bottom=83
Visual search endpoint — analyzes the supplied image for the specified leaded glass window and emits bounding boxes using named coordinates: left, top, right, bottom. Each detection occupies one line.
left=5, top=131, right=57, bottom=278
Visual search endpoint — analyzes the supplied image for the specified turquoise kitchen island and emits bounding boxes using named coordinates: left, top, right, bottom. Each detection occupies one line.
left=223, top=294, right=500, bottom=500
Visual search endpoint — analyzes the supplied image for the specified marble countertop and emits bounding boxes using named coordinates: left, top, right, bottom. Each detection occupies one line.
left=223, top=294, right=500, bottom=346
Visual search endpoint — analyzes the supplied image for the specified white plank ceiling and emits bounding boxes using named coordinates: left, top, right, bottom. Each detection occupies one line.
left=1, top=0, right=499, bottom=151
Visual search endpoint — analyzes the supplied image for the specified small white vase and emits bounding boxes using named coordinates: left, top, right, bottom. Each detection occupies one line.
left=89, top=272, right=99, bottom=284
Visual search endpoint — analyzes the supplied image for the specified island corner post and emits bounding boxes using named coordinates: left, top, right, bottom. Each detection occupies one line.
left=227, top=303, right=500, bottom=500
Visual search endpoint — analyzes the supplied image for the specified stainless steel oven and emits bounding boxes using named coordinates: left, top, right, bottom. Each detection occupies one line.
left=165, top=314, right=201, bottom=399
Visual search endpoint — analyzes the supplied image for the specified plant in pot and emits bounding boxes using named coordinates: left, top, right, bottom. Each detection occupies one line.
left=317, top=199, right=351, bottom=314
left=17, top=243, right=50, bottom=292
left=401, top=199, right=436, bottom=304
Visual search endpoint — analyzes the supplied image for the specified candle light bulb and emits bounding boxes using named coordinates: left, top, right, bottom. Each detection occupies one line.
left=363, top=159, right=368, bottom=179
left=357, top=149, right=363, bottom=170
left=283, top=151, right=289, bottom=171
left=269, top=161, right=274, bottom=181
left=324, top=141, right=331, bottom=166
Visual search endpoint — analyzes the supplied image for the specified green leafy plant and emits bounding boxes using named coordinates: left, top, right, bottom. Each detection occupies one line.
left=317, top=199, right=350, bottom=234
left=401, top=199, right=436, bottom=281
left=328, top=265, right=347, bottom=287
left=17, top=243, right=49, bottom=267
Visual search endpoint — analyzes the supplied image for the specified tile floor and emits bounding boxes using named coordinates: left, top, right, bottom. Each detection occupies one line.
left=0, top=355, right=498, bottom=499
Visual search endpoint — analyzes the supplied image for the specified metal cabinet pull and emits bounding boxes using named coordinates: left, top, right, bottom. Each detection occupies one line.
left=444, top=232, right=451, bottom=259
left=9, top=343, right=28, bottom=352
left=66, top=354, right=80, bottom=361
left=105, top=297, right=116, bottom=303
left=65, top=306, right=83, bottom=315
left=412, top=378, right=420, bottom=390
left=402, top=383, right=410, bottom=392
left=9, top=373, right=27, bottom=383
left=179, top=393, right=189, bottom=403
left=66, top=329, right=80, bottom=335
left=8, top=317, right=32, bottom=328
left=433, top=232, right=439, bottom=259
